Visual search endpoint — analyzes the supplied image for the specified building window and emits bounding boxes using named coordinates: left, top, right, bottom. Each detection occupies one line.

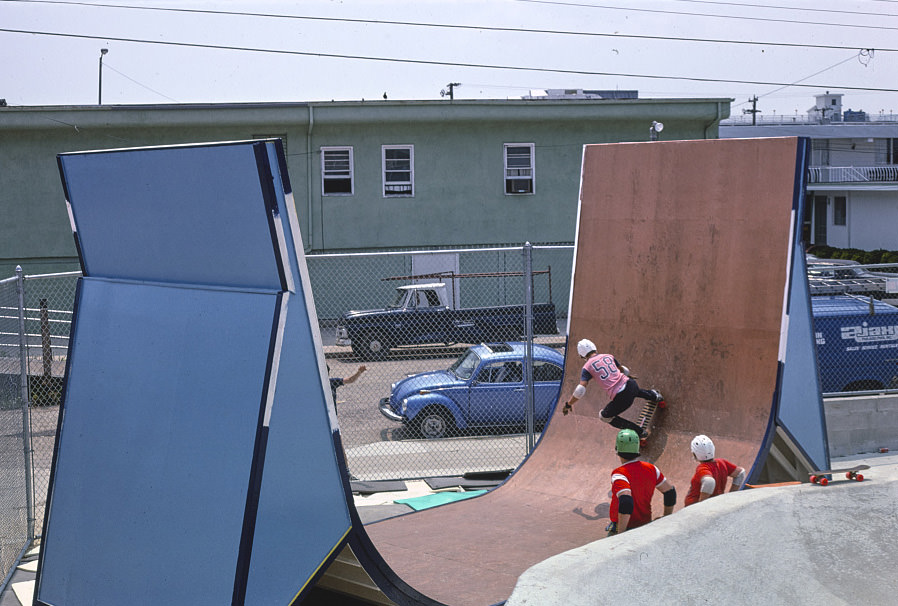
left=811, top=139, right=830, bottom=166
left=505, top=143, right=534, bottom=194
left=833, top=196, right=847, bottom=226
left=888, top=139, right=898, bottom=164
left=321, top=147, right=353, bottom=195
left=382, top=145, right=414, bottom=197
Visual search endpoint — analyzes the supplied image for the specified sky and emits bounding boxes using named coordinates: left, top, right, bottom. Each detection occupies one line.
left=3, top=0, right=898, bottom=121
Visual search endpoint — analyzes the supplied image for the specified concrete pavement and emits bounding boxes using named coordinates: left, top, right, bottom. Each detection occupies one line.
left=505, top=451, right=898, bottom=606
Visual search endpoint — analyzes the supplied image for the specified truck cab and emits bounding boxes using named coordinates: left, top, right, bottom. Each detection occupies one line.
left=391, top=283, right=451, bottom=310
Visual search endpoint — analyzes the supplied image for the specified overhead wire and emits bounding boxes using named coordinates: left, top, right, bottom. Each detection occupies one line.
left=3, top=0, right=897, bottom=105
left=667, top=0, right=898, bottom=19
left=515, top=0, right=898, bottom=31
left=4, top=27, right=897, bottom=94
left=2, top=0, right=896, bottom=52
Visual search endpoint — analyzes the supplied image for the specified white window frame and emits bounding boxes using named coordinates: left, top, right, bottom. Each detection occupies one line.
left=382, top=145, right=414, bottom=197
left=321, top=146, right=354, bottom=196
left=504, top=143, right=535, bottom=195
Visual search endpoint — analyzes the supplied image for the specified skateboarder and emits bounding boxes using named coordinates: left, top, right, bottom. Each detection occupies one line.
left=607, top=429, right=676, bottom=535
left=328, top=364, right=367, bottom=403
left=684, top=434, right=746, bottom=506
left=562, top=338, right=663, bottom=439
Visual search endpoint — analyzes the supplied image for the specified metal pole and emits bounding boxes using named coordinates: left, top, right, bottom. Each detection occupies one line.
left=523, top=243, right=535, bottom=452
left=15, top=267, right=35, bottom=539
left=99, top=48, right=108, bottom=105
left=40, top=298, right=52, bottom=378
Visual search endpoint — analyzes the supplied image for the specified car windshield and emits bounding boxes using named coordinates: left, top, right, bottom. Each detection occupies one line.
left=388, top=289, right=408, bottom=308
left=449, top=349, right=481, bottom=380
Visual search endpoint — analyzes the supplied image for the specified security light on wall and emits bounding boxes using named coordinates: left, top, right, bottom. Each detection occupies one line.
left=650, top=121, right=664, bottom=141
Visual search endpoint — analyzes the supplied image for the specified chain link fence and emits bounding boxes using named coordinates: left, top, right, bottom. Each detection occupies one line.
left=3, top=249, right=895, bottom=585
left=0, top=269, right=78, bottom=588
left=0, top=245, right=575, bottom=586
left=312, top=245, right=572, bottom=480
left=807, top=259, right=898, bottom=395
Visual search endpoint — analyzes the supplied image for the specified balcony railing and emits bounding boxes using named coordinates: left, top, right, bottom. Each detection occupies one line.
left=808, top=165, right=898, bottom=184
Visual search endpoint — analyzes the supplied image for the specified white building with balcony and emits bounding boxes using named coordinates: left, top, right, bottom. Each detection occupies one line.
left=721, top=93, right=898, bottom=251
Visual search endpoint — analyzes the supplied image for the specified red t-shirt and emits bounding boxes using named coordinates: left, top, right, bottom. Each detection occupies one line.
left=610, top=459, right=666, bottom=528
left=685, top=458, right=738, bottom=506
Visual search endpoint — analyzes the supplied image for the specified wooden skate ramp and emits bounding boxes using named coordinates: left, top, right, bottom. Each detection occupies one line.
left=361, top=138, right=814, bottom=606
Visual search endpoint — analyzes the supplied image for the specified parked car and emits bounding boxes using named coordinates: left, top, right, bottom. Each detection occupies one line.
left=378, top=342, right=564, bottom=438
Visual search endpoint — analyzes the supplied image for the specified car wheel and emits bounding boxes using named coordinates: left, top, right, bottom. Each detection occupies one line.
left=352, top=333, right=389, bottom=360
left=417, top=407, right=452, bottom=439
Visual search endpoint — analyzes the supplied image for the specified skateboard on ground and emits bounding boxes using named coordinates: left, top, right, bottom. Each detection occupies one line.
left=809, top=464, right=870, bottom=486
left=637, top=395, right=667, bottom=446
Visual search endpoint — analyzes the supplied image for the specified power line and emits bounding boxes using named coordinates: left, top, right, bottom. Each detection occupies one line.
left=668, top=0, right=898, bottom=19
left=516, top=0, right=898, bottom=31
left=3, top=0, right=897, bottom=52
left=4, top=27, right=897, bottom=94
left=102, top=62, right=179, bottom=102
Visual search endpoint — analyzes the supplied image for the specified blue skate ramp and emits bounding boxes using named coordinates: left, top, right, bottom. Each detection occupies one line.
left=37, top=140, right=360, bottom=605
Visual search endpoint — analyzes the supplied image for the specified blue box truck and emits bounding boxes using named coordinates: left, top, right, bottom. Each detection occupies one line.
left=813, top=295, right=898, bottom=393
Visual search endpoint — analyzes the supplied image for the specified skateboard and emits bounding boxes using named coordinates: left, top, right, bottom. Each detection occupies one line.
left=808, top=464, right=870, bottom=486
left=637, top=396, right=667, bottom=446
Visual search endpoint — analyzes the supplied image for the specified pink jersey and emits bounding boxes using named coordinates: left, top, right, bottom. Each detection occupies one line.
left=685, top=458, right=738, bottom=506
left=581, top=353, right=628, bottom=399
left=610, top=459, right=666, bottom=528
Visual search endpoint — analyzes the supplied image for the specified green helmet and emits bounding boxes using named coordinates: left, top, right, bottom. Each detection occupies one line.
left=616, top=429, right=640, bottom=454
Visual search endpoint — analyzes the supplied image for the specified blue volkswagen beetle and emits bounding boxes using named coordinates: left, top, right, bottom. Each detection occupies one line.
left=378, top=342, right=564, bottom=438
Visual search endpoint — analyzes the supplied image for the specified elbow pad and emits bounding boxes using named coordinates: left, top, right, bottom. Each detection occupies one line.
left=732, top=468, right=746, bottom=489
left=663, top=487, right=677, bottom=508
left=700, top=475, right=716, bottom=494
left=573, top=384, right=586, bottom=399
left=618, top=494, right=634, bottom=515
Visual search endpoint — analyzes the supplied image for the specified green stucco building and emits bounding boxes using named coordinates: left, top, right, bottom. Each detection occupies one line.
left=0, top=97, right=730, bottom=277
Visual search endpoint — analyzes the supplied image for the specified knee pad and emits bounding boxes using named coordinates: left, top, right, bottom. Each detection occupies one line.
left=599, top=411, right=613, bottom=424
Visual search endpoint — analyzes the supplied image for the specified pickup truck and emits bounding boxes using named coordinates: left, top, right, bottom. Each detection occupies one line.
left=335, top=282, right=558, bottom=359
left=813, top=295, right=898, bottom=393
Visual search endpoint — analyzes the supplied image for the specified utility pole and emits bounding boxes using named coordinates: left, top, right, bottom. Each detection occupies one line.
left=743, top=95, right=760, bottom=125
left=443, top=82, right=460, bottom=100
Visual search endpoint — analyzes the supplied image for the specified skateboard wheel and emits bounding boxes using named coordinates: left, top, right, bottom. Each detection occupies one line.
left=819, top=477, right=829, bottom=486
left=810, top=475, right=818, bottom=484
left=855, top=473, right=864, bottom=482
left=846, top=472, right=853, bottom=480
left=657, top=400, right=667, bottom=409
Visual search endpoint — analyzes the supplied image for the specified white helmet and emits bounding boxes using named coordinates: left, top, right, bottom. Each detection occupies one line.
left=576, top=338, right=596, bottom=358
left=691, top=435, right=715, bottom=461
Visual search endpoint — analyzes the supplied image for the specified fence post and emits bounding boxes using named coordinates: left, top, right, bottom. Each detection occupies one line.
left=15, top=267, right=36, bottom=539
left=40, top=298, right=52, bottom=378
left=523, top=243, right=536, bottom=452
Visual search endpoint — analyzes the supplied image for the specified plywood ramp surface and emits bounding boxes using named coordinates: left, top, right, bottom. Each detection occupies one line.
left=364, top=138, right=801, bottom=606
